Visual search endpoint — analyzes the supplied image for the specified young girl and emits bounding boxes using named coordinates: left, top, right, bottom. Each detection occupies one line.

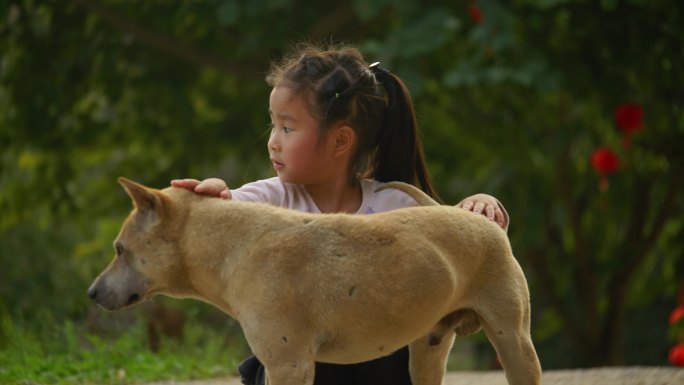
left=172, top=43, right=508, bottom=385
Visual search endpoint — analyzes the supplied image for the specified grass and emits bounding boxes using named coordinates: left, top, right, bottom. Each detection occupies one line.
left=0, top=305, right=499, bottom=385
left=0, top=312, right=249, bottom=385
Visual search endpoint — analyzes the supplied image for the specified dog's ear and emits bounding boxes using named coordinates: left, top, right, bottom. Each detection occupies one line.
left=118, top=177, right=162, bottom=215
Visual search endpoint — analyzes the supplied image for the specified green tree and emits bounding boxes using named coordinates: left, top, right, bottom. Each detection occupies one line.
left=441, top=0, right=684, bottom=365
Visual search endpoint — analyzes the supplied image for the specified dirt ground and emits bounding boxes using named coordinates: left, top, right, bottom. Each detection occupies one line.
left=147, top=367, right=684, bottom=385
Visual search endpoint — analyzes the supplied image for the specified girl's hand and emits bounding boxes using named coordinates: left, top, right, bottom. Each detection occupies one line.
left=170, top=178, right=232, bottom=199
left=456, top=194, right=508, bottom=230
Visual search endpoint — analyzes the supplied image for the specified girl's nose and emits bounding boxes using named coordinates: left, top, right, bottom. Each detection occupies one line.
left=268, top=131, right=279, bottom=152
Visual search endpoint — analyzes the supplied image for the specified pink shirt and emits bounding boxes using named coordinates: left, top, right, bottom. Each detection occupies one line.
left=230, top=177, right=417, bottom=215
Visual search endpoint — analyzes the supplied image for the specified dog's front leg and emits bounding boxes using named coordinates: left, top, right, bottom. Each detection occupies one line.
left=247, top=331, right=316, bottom=385
left=264, top=359, right=315, bottom=385
left=242, top=320, right=317, bottom=385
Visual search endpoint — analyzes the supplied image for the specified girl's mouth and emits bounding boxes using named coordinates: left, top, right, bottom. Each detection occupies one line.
left=272, top=161, right=284, bottom=170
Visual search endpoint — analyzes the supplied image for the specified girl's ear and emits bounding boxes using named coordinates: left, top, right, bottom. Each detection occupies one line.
left=333, top=125, right=356, bottom=156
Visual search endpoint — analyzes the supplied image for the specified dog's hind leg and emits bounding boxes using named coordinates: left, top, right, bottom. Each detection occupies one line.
left=477, top=298, right=541, bottom=385
left=409, top=309, right=480, bottom=385
left=408, top=331, right=455, bottom=385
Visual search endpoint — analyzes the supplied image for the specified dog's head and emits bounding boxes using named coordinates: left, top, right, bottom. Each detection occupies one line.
left=88, top=177, right=185, bottom=311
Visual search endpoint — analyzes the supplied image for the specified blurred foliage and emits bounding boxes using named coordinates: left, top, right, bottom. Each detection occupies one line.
left=0, top=307, right=246, bottom=384
left=1, top=0, right=682, bottom=375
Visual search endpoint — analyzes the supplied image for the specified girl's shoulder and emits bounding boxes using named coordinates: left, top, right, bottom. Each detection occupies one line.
left=357, top=179, right=418, bottom=215
left=231, top=177, right=318, bottom=212
left=230, top=177, right=286, bottom=203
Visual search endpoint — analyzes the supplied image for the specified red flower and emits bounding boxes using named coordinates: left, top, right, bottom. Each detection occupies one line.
left=614, top=103, right=643, bottom=133
left=469, top=5, right=483, bottom=24
left=590, top=147, right=620, bottom=175
left=670, top=305, right=684, bottom=326
left=669, top=344, right=684, bottom=367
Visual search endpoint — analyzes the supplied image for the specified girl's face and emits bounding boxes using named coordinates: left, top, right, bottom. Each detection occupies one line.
left=267, top=86, right=338, bottom=185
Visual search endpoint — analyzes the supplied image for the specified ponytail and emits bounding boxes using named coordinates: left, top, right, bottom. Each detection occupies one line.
left=370, top=63, right=442, bottom=202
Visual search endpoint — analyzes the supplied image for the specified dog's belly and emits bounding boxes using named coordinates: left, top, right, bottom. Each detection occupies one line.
left=313, top=321, right=422, bottom=364
left=315, top=340, right=406, bottom=364
left=309, top=283, right=459, bottom=364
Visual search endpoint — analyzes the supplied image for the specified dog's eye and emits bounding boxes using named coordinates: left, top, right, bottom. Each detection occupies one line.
left=115, top=242, right=124, bottom=256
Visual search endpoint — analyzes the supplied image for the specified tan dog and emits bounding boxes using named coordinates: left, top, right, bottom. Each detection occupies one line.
left=88, top=178, right=541, bottom=385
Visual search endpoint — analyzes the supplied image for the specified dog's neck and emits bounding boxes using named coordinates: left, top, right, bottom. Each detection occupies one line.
left=170, top=193, right=306, bottom=317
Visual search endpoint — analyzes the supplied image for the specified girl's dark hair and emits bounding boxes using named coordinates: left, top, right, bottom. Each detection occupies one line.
left=267, top=42, right=440, bottom=201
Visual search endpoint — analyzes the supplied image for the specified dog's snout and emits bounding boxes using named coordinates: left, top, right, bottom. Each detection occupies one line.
left=87, top=286, right=98, bottom=301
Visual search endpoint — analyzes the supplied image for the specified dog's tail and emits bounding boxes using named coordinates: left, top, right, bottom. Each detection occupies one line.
left=375, top=181, right=440, bottom=207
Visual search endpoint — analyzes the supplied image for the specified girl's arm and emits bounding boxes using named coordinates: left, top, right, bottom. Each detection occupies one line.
left=170, top=178, right=232, bottom=200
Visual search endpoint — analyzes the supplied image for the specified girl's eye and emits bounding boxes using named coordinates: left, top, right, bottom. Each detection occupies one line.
left=268, top=123, right=292, bottom=134
left=115, top=242, right=124, bottom=256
